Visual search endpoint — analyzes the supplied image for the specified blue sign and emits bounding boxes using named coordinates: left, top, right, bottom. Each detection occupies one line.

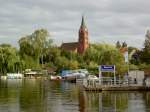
left=100, top=65, right=115, bottom=72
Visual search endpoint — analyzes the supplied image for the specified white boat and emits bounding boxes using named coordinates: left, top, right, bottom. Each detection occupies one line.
left=50, top=75, right=62, bottom=80
left=7, top=73, right=23, bottom=79
left=87, top=75, right=98, bottom=80
left=0, top=76, right=7, bottom=80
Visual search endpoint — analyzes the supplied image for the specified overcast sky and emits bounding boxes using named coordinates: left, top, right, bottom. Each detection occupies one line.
left=0, top=0, right=150, bottom=48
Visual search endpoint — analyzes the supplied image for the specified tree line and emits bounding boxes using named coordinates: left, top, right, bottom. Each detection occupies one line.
left=0, top=29, right=149, bottom=75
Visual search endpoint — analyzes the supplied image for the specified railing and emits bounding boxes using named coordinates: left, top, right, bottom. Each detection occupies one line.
left=83, top=77, right=143, bottom=87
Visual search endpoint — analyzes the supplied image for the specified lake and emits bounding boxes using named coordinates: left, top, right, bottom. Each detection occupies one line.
left=0, top=79, right=150, bottom=112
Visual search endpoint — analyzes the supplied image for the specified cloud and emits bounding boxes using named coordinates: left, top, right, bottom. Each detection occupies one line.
left=0, top=0, right=149, bottom=48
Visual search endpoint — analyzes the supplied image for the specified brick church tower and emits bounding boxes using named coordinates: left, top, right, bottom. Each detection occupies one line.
left=77, top=16, right=89, bottom=54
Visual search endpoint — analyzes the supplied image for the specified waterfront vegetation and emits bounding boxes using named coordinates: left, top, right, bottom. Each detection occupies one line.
left=0, top=29, right=150, bottom=75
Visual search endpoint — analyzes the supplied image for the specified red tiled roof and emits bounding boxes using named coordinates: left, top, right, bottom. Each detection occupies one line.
left=120, top=47, right=128, bottom=53
left=61, top=42, right=78, bottom=52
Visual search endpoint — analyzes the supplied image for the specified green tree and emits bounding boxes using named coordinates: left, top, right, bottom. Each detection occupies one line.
left=68, top=60, right=79, bottom=70
left=116, top=41, right=121, bottom=49
left=0, top=44, right=22, bottom=74
left=140, top=30, right=150, bottom=64
left=122, top=42, right=127, bottom=48
left=18, top=29, right=52, bottom=69
left=82, top=44, right=128, bottom=75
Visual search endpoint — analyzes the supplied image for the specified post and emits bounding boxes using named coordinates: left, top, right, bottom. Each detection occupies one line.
left=114, top=65, right=116, bottom=85
left=136, top=70, right=137, bottom=84
left=41, top=54, right=43, bottom=68
left=99, top=66, right=102, bottom=85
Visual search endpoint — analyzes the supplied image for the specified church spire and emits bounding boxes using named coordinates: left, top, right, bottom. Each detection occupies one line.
left=78, top=15, right=89, bottom=54
left=80, top=15, right=86, bottom=28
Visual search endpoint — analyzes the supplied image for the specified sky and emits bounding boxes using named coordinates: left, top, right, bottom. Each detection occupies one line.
left=0, top=0, right=150, bottom=48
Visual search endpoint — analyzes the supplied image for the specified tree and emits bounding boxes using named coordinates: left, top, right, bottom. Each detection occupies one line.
left=0, top=44, right=22, bottom=74
left=140, top=30, right=150, bottom=64
left=18, top=29, right=52, bottom=68
left=32, top=29, right=51, bottom=65
left=145, top=30, right=150, bottom=50
left=68, top=60, right=79, bottom=70
left=116, top=41, right=121, bottom=49
left=81, top=44, right=128, bottom=75
left=122, top=42, right=127, bottom=48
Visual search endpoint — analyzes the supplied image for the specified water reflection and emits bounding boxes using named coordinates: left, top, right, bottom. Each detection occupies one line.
left=19, top=79, right=46, bottom=112
left=0, top=79, right=150, bottom=112
left=81, top=91, right=150, bottom=112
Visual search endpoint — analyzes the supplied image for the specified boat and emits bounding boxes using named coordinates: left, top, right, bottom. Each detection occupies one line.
left=24, top=69, right=44, bottom=78
left=50, top=75, right=62, bottom=81
left=62, top=72, right=86, bottom=83
left=7, top=73, right=23, bottom=79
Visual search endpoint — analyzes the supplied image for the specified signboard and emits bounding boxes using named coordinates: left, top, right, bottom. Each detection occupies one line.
left=99, top=65, right=116, bottom=85
left=100, top=65, right=115, bottom=72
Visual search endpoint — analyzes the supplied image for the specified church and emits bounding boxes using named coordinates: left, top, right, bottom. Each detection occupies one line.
left=61, top=16, right=89, bottom=54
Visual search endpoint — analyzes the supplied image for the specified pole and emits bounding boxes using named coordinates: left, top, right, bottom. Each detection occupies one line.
left=114, top=65, right=116, bottom=85
left=41, top=54, right=43, bottom=68
left=126, top=49, right=129, bottom=80
left=99, top=66, right=102, bottom=85
left=127, top=62, right=129, bottom=75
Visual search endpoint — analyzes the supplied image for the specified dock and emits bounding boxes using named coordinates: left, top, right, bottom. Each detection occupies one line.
left=83, top=78, right=150, bottom=91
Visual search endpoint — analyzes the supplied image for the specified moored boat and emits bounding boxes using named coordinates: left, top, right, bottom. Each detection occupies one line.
left=50, top=75, right=62, bottom=81
left=7, top=73, right=23, bottom=79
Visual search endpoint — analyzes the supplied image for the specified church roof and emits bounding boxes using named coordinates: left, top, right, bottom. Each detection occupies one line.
left=61, top=42, right=78, bottom=52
